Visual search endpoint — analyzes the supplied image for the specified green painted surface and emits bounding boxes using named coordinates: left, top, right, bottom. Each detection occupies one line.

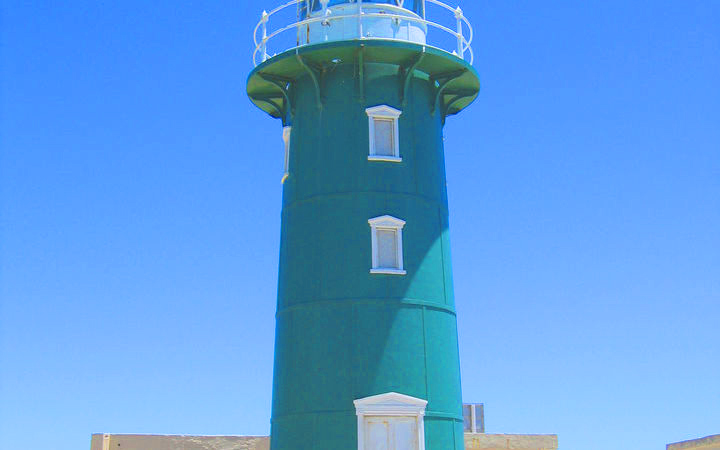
left=247, top=39, right=479, bottom=450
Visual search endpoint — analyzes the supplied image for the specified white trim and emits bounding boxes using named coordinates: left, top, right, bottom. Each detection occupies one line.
left=369, top=215, right=406, bottom=274
left=470, top=404, right=476, bottom=433
left=282, top=125, right=291, bottom=183
left=355, top=392, right=427, bottom=450
left=367, top=155, right=402, bottom=163
left=366, top=105, right=403, bottom=118
left=370, top=268, right=407, bottom=275
left=366, top=105, right=402, bottom=161
left=368, top=215, right=406, bottom=228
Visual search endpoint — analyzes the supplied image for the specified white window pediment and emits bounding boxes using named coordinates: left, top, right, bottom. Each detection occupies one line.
left=368, top=215, right=406, bottom=228
left=365, top=105, right=402, bottom=119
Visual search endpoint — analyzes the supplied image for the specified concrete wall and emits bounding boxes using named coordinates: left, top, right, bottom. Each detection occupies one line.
left=668, top=435, right=720, bottom=450
left=91, top=434, right=557, bottom=450
left=465, top=433, right=558, bottom=450
left=90, top=434, right=269, bottom=450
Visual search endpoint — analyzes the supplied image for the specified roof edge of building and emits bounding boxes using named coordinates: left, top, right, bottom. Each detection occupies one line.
left=667, top=434, right=720, bottom=449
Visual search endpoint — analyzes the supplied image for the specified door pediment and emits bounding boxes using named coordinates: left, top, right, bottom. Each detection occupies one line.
left=354, top=392, right=428, bottom=416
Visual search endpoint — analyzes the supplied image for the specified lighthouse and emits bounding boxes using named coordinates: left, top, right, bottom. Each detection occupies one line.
left=246, top=1, right=479, bottom=449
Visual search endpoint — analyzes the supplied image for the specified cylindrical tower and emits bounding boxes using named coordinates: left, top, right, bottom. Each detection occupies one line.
left=247, top=2, right=479, bottom=449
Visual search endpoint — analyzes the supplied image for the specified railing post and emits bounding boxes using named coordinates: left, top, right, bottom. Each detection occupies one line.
left=454, top=6, right=464, bottom=60
left=357, top=0, right=363, bottom=39
left=320, top=0, right=330, bottom=41
left=296, top=1, right=301, bottom=46
left=261, top=10, right=269, bottom=62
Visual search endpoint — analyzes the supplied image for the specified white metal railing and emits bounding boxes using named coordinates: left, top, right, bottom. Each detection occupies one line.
left=252, top=0, right=473, bottom=66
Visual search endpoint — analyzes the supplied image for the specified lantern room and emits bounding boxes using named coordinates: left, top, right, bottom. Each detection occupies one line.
left=253, top=0, right=472, bottom=66
left=298, top=0, right=427, bottom=46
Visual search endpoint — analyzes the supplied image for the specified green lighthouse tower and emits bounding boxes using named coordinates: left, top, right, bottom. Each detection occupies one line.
left=247, top=1, right=479, bottom=449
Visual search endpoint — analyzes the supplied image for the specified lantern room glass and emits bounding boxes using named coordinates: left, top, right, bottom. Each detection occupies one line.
left=298, top=0, right=425, bottom=19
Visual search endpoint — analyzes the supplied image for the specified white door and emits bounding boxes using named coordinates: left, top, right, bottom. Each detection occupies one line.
left=391, top=417, right=417, bottom=449
left=365, top=416, right=418, bottom=450
left=366, top=418, right=389, bottom=450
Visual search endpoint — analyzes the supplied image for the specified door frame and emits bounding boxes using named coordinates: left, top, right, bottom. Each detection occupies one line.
left=354, top=392, right=427, bottom=450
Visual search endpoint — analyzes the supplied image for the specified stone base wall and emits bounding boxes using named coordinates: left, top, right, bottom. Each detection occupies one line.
left=91, top=433, right=557, bottom=450
left=90, top=434, right=270, bottom=450
left=667, top=435, right=720, bottom=450
left=464, top=433, right=558, bottom=450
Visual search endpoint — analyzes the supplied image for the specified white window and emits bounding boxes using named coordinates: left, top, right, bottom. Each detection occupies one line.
left=282, top=126, right=291, bottom=183
left=366, top=105, right=402, bottom=162
left=369, top=215, right=406, bottom=275
left=354, top=392, right=427, bottom=450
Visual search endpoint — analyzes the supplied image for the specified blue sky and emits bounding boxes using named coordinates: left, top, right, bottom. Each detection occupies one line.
left=1, top=1, right=718, bottom=450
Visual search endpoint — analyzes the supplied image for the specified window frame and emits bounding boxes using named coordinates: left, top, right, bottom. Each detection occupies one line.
left=281, top=126, right=291, bottom=183
left=368, top=215, right=406, bottom=275
left=366, top=105, right=402, bottom=162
